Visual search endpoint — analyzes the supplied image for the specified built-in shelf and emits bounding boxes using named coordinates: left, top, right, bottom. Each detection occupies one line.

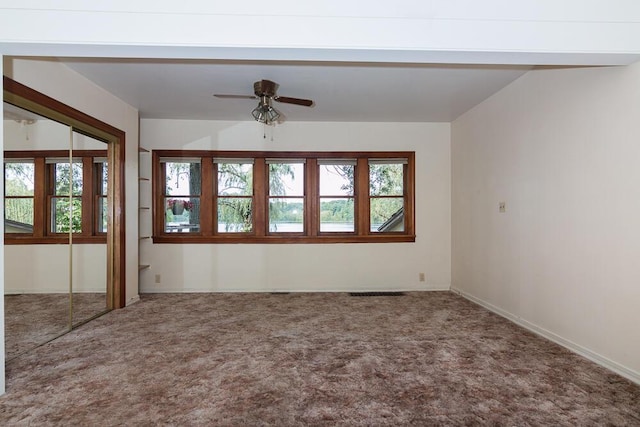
left=139, top=147, right=151, bottom=276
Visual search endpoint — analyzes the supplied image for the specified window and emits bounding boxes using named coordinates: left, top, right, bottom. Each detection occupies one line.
left=4, top=160, right=35, bottom=233
left=318, top=160, right=356, bottom=233
left=3, top=150, right=108, bottom=243
left=216, top=159, right=254, bottom=233
left=96, top=158, right=108, bottom=233
left=152, top=151, right=415, bottom=243
left=162, top=158, right=201, bottom=233
left=369, top=159, right=406, bottom=232
left=268, top=160, right=305, bottom=233
left=49, top=158, right=83, bottom=234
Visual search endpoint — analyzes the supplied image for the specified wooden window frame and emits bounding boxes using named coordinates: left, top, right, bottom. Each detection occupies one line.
left=152, top=150, right=415, bottom=244
left=4, top=150, right=108, bottom=244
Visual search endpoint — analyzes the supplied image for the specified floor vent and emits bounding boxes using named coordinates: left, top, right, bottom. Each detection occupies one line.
left=270, top=292, right=291, bottom=295
left=349, top=292, right=405, bottom=297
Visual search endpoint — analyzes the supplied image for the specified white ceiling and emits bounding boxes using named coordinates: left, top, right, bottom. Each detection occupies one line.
left=60, top=58, right=533, bottom=123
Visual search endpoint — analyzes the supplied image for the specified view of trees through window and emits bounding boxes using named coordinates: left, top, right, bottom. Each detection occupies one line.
left=164, top=160, right=201, bottom=233
left=369, top=162, right=405, bottom=232
left=319, top=162, right=355, bottom=232
left=4, top=162, right=35, bottom=233
left=4, top=152, right=108, bottom=240
left=268, top=162, right=304, bottom=232
left=97, top=162, right=108, bottom=233
left=155, top=151, right=414, bottom=243
left=217, top=161, right=253, bottom=232
left=52, top=161, right=83, bottom=233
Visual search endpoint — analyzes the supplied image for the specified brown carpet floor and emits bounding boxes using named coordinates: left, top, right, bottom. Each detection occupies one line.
left=4, top=293, right=108, bottom=361
left=0, top=292, right=638, bottom=425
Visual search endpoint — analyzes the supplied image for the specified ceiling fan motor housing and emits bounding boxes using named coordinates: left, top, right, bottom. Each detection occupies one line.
left=254, top=80, right=277, bottom=97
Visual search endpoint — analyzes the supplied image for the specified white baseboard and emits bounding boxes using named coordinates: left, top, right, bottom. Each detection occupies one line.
left=450, top=287, right=640, bottom=386
left=126, top=295, right=140, bottom=306
left=141, top=286, right=451, bottom=294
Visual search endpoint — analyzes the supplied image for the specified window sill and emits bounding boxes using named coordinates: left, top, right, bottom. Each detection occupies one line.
left=152, top=234, right=416, bottom=244
left=4, top=236, right=108, bottom=245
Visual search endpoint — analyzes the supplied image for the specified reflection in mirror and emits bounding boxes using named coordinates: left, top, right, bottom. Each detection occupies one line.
left=3, top=102, right=72, bottom=359
left=71, top=130, right=109, bottom=326
left=4, top=160, right=34, bottom=234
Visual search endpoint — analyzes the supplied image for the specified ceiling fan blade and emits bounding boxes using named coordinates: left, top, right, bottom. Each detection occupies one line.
left=274, top=96, right=313, bottom=107
left=213, top=94, right=257, bottom=100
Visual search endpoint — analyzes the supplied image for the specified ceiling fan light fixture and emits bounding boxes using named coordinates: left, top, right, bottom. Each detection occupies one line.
left=251, top=98, right=280, bottom=125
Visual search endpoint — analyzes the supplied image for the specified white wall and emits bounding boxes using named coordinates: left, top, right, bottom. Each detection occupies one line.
left=3, top=120, right=107, bottom=150
left=140, top=119, right=451, bottom=293
left=4, top=246, right=106, bottom=294
left=5, top=58, right=140, bottom=305
left=451, top=63, right=640, bottom=383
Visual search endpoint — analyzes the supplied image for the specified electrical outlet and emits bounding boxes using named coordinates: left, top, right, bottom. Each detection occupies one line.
left=419, top=273, right=425, bottom=282
left=499, top=202, right=506, bottom=213
left=155, top=274, right=161, bottom=284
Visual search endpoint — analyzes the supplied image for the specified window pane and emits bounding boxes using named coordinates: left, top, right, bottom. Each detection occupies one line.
left=165, top=197, right=200, bottom=233
left=218, top=163, right=253, bottom=196
left=100, top=161, right=108, bottom=195
left=98, top=196, right=108, bottom=233
left=269, top=163, right=304, bottom=196
left=165, top=161, right=201, bottom=196
left=5, top=198, right=34, bottom=233
left=54, top=162, right=83, bottom=196
left=320, top=198, right=354, bottom=232
left=218, top=198, right=253, bottom=232
left=52, top=197, right=82, bottom=233
left=269, top=198, right=304, bottom=232
left=370, top=197, right=404, bottom=232
left=5, top=162, right=35, bottom=196
left=320, top=164, right=354, bottom=196
left=369, top=163, right=403, bottom=196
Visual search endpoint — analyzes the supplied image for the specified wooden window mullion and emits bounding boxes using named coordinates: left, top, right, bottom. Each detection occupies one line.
left=356, top=157, right=370, bottom=236
left=405, top=153, right=415, bottom=236
left=200, top=157, right=213, bottom=236
left=152, top=150, right=164, bottom=237
left=306, top=158, right=317, bottom=236
left=253, top=158, right=266, bottom=237
left=33, top=157, right=46, bottom=238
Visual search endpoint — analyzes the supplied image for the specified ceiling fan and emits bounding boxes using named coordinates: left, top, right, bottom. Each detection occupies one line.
left=214, top=79, right=313, bottom=125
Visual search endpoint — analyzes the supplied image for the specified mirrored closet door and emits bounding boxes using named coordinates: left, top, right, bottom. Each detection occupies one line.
left=3, top=102, right=110, bottom=360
